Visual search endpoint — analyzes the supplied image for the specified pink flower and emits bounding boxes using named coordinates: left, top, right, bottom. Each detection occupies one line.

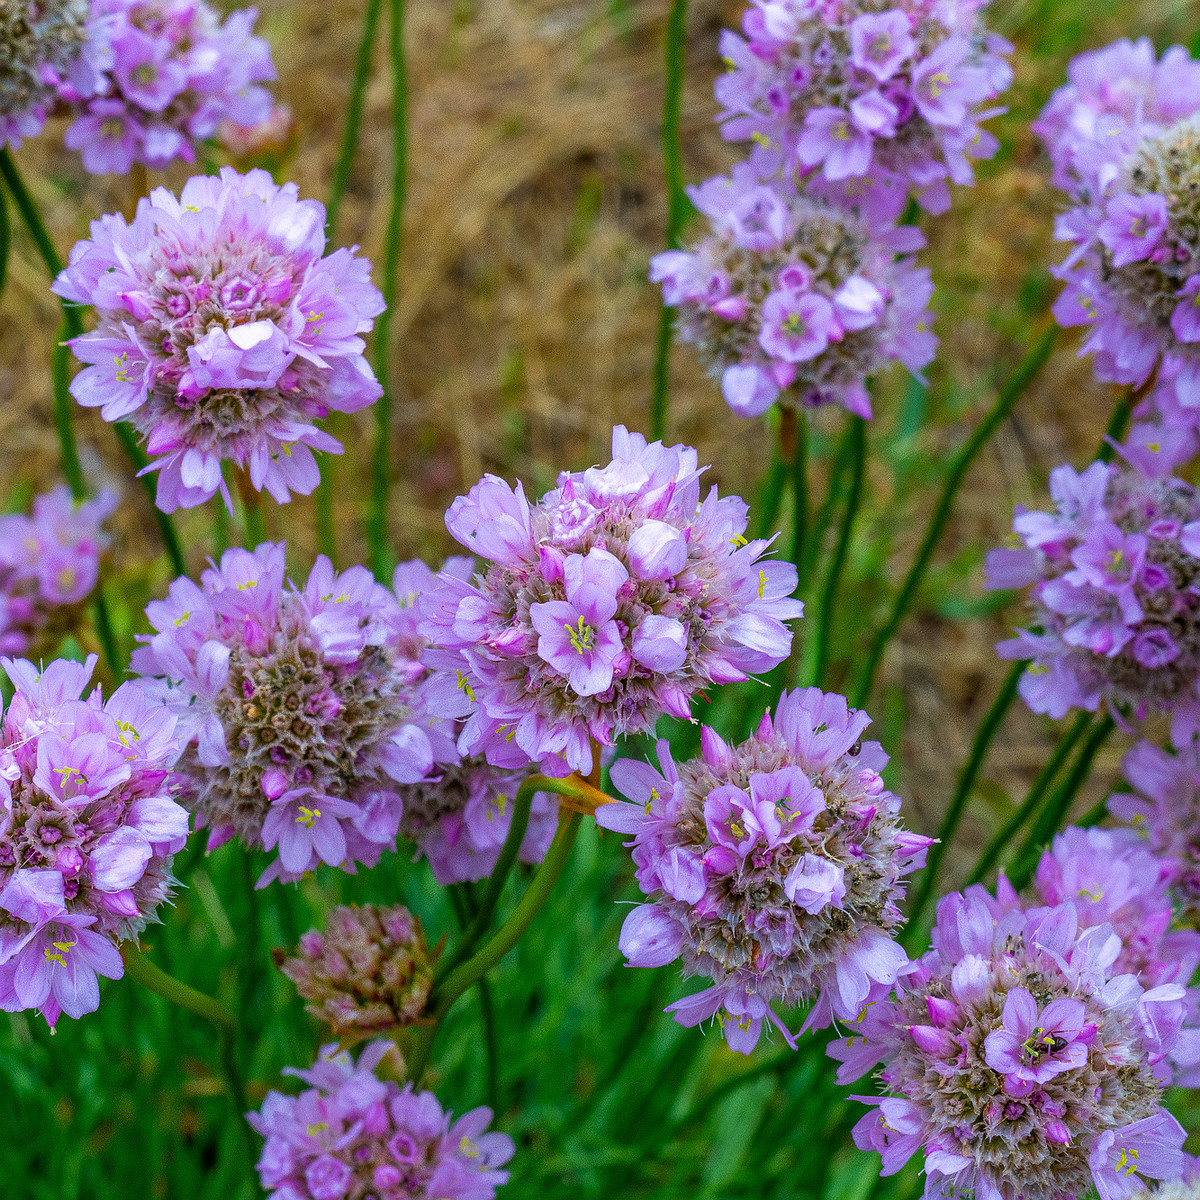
left=1098, top=194, right=1170, bottom=268
left=758, top=290, right=839, bottom=362
left=849, top=12, right=915, bottom=83
left=984, top=988, right=1089, bottom=1083
left=797, top=106, right=873, bottom=179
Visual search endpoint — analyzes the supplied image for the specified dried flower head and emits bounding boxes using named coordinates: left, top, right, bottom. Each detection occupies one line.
left=651, top=164, right=935, bottom=420
left=52, top=167, right=384, bottom=512
left=0, top=0, right=90, bottom=148
left=0, top=486, right=116, bottom=656
left=597, top=687, right=932, bottom=1054
left=834, top=890, right=1188, bottom=1200
left=248, top=1042, right=514, bottom=1200
left=988, top=454, right=1200, bottom=732
left=131, top=543, right=452, bottom=887
left=274, top=903, right=433, bottom=1041
left=418, top=426, right=804, bottom=777
left=61, top=0, right=275, bottom=173
left=0, top=656, right=190, bottom=1027
left=716, top=0, right=1012, bottom=214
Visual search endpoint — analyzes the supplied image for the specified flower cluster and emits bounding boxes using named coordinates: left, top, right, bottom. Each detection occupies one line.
left=274, top=903, right=433, bottom=1042
left=0, top=486, right=116, bottom=656
left=0, top=656, right=189, bottom=1027
left=715, top=0, right=1013, bottom=214
left=248, top=1042, right=514, bottom=1200
left=131, top=543, right=450, bottom=887
left=651, top=164, right=935, bottom=419
left=835, top=889, right=1188, bottom=1200
left=53, top=167, right=384, bottom=512
left=417, top=427, right=804, bottom=777
left=597, top=687, right=932, bottom=1054
left=61, top=0, right=275, bottom=174
left=0, top=0, right=90, bottom=149
left=1038, top=42, right=1200, bottom=428
left=388, top=558, right=559, bottom=885
left=987, top=455, right=1200, bottom=731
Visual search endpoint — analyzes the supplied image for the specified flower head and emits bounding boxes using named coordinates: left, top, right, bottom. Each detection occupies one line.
left=61, top=0, right=275, bottom=173
left=715, top=0, right=1011, bottom=214
left=652, top=166, right=934, bottom=421
left=418, top=427, right=804, bottom=776
left=130, top=543, right=449, bottom=886
left=989, top=456, right=1200, bottom=730
left=0, top=0, right=90, bottom=148
left=0, top=655, right=189, bottom=1026
left=52, top=167, right=384, bottom=511
left=596, top=687, right=932, bottom=1054
left=0, top=487, right=116, bottom=656
left=247, top=1042, right=514, bottom=1200
left=834, top=889, right=1187, bottom=1200
left=274, top=904, right=433, bottom=1042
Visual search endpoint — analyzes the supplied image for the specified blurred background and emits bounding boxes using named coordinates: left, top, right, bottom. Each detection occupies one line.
left=3, top=0, right=1200, bottom=1195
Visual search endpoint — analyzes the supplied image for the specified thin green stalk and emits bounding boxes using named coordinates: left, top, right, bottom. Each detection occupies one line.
left=649, top=0, right=688, bottom=442
left=51, top=311, right=86, bottom=500
left=478, top=975, right=500, bottom=1112
left=1009, top=712, right=1116, bottom=888
left=903, top=659, right=1026, bottom=945
left=1096, top=386, right=1136, bottom=463
left=114, top=422, right=186, bottom=576
left=790, top=413, right=808, bottom=568
left=0, top=178, right=9, bottom=301
left=966, top=709, right=1091, bottom=885
left=808, top=417, right=865, bottom=686
left=316, top=0, right=386, bottom=560
left=852, top=323, right=1059, bottom=707
left=754, top=412, right=787, bottom=541
left=800, top=420, right=853, bottom=585
left=411, top=811, right=585, bottom=1086
left=367, top=0, right=407, bottom=580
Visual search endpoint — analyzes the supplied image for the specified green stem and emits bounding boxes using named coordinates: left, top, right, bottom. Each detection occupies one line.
left=649, top=0, right=688, bottom=443
left=0, top=177, right=9, bottom=301
left=240, top=480, right=267, bottom=546
left=790, top=412, right=808, bottom=569
left=114, top=422, right=186, bottom=576
left=852, top=323, right=1059, bottom=707
left=753, top=412, right=787, bottom=541
left=367, top=0, right=407, bottom=580
left=1008, top=712, right=1116, bottom=888
left=1096, top=386, right=1137, bottom=463
left=800, top=420, right=853, bottom=585
left=809, top=417, right=865, bottom=686
left=966, top=709, right=1091, bottom=885
left=903, top=659, right=1026, bottom=946
left=478, top=975, right=500, bottom=1112
left=411, top=811, right=584, bottom=1086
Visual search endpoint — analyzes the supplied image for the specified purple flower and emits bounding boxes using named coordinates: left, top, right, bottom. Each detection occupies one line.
left=714, top=0, right=1010, bottom=212
left=130, top=543, right=449, bottom=886
left=53, top=168, right=384, bottom=511
left=596, top=687, right=931, bottom=1054
left=1098, top=194, right=1170, bottom=268
left=993, top=457, right=1200, bottom=729
left=418, top=428, right=804, bottom=777
left=61, top=0, right=275, bottom=173
left=834, top=889, right=1187, bottom=1200
left=0, top=487, right=116, bottom=656
left=247, top=1043, right=514, bottom=1200
left=0, top=656, right=189, bottom=1027
left=849, top=12, right=914, bottom=83
left=657, top=165, right=935, bottom=421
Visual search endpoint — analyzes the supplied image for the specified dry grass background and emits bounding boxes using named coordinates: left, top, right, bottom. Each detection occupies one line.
left=2, top=0, right=1198, bottom=894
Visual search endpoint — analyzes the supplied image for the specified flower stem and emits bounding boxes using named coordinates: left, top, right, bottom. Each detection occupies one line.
left=366, top=0, right=407, bottom=580
left=753, top=409, right=787, bottom=540
left=0, top=179, right=9, bottom=301
left=1008, top=711, right=1115, bottom=889
left=966, top=708, right=1091, bottom=885
left=113, top=422, right=186, bottom=576
left=807, top=416, right=865, bottom=686
left=789, top=411, right=808, bottom=569
left=903, top=658, right=1026, bottom=946
left=649, top=0, right=688, bottom=443
left=1096, top=384, right=1138, bottom=463
left=852, top=322, right=1059, bottom=707
left=235, top=469, right=267, bottom=546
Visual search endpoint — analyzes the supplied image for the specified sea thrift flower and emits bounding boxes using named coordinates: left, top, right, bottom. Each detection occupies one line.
left=418, top=427, right=804, bottom=776
left=0, top=656, right=190, bottom=1027
left=273, top=904, right=433, bottom=1041
left=715, top=0, right=1012, bottom=213
left=61, top=0, right=275, bottom=173
left=651, top=165, right=935, bottom=420
left=130, top=543, right=448, bottom=887
left=0, top=486, right=116, bottom=656
left=248, top=1042, right=514, bottom=1200
left=833, top=890, right=1188, bottom=1200
left=52, top=168, right=384, bottom=512
left=988, top=456, right=1200, bottom=732
left=596, top=687, right=933, bottom=1054
left=0, top=0, right=90, bottom=148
